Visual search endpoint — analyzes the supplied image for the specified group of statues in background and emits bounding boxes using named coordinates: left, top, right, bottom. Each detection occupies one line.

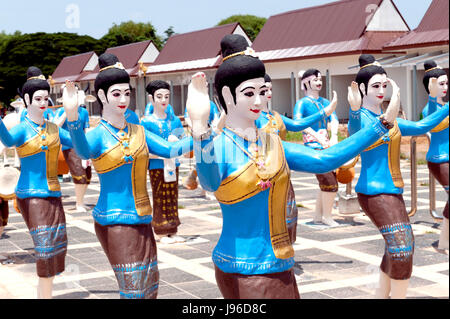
left=0, top=33, right=448, bottom=300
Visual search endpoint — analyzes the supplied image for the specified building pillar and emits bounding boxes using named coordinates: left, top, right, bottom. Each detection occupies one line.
left=181, top=83, right=185, bottom=116
left=405, top=66, right=413, bottom=121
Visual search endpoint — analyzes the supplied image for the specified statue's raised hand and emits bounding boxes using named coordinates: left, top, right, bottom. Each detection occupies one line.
left=384, top=78, right=401, bottom=124
left=324, top=90, right=338, bottom=116
left=347, top=81, right=361, bottom=112
left=186, top=72, right=212, bottom=140
left=428, top=77, right=439, bottom=98
left=62, top=80, right=79, bottom=122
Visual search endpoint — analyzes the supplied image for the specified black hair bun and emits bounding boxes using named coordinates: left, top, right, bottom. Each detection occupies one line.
left=359, top=54, right=376, bottom=68
left=221, top=34, right=249, bottom=59
left=27, top=66, right=43, bottom=79
left=424, top=60, right=438, bottom=71
left=98, top=53, right=120, bottom=69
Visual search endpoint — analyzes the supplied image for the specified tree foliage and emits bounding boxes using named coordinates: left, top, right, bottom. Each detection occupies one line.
left=217, top=15, right=267, bottom=41
left=99, top=21, right=163, bottom=52
left=0, top=32, right=100, bottom=105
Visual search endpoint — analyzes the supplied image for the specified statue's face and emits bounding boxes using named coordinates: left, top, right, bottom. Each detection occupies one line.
left=265, top=82, right=273, bottom=101
left=28, top=90, right=49, bottom=116
left=363, top=73, right=388, bottom=108
left=309, top=74, right=323, bottom=92
left=103, top=83, right=131, bottom=117
left=234, top=77, right=267, bottom=121
left=437, top=74, right=448, bottom=99
left=152, top=88, right=170, bottom=112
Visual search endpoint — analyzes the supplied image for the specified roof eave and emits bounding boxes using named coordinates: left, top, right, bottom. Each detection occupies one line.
left=260, top=49, right=405, bottom=64
left=384, top=40, right=450, bottom=51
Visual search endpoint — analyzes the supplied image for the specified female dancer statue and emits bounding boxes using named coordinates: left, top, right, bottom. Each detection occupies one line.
left=62, top=53, right=192, bottom=299
left=421, top=60, right=449, bottom=251
left=141, top=80, right=186, bottom=244
left=185, top=34, right=399, bottom=299
left=293, top=69, right=341, bottom=226
left=348, top=54, right=449, bottom=299
left=0, top=67, right=74, bottom=298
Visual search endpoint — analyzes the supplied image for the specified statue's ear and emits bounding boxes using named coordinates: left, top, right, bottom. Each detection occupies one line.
left=24, top=93, right=30, bottom=107
left=148, top=94, right=155, bottom=106
left=359, top=83, right=366, bottom=96
left=221, top=86, right=235, bottom=110
left=97, top=89, right=107, bottom=105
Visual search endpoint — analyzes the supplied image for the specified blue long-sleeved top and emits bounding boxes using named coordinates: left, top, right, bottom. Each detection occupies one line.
left=348, top=97, right=449, bottom=195
left=140, top=112, right=185, bottom=170
left=125, top=108, right=140, bottom=125
left=0, top=117, right=73, bottom=198
left=144, top=103, right=175, bottom=118
left=293, top=96, right=338, bottom=149
left=194, top=116, right=388, bottom=275
left=256, top=109, right=327, bottom=134
left=55, top=107, right=90, bottom=151
left=66, top=118, right=192, bottom=225
left=422, top=100, right=449, bottom=163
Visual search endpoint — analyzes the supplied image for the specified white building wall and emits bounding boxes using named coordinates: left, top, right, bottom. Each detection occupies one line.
left=366, top=0, right=410, bottom=31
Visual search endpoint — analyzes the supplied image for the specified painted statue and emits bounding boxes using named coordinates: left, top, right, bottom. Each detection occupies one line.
left=185, top=34, right=398, bottom=299
left=0, top=67, right=74, bottom=299
left=347, top=54, right=449, bottom=299
left=140, top=80, right=185, bottom=244
left=421, top=60, right=449, bottom=251
left=293, top=69, right=340, bottom=226
left=62, top=53, right=192, bottom=299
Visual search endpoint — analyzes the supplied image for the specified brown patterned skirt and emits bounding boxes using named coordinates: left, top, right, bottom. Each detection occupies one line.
left=1, top=198, right=9, bottom=227
left=16, top=197, right=67, bottom=278
left=149, top=168, right=180, bottom=235
left=215, top=265, right=300, bottom=299
left=315, top=171, right=338, bottom=192
left=427, top=161, right=449, bottom=219
left=358, top=193, right=414, bottom=280
left=63, top=148, right=92, bottom=185
left=95, top=222, right=159, bottom=299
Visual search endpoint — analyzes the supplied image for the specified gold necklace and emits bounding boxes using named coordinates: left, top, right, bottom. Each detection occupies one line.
left=224, top=125, right=258, bottom=143
left=222, top=128, right=272, bottom=190
left=100, top=120, right=133, bottom=163
left=24, top=116, right=48, bottom=151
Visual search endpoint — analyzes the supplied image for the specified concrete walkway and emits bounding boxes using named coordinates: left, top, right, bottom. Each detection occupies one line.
left=0, top=158, right=448, bottom=299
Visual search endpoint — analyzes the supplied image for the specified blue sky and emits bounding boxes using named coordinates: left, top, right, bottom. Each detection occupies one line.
left=0, top=0, right=433, bottom=39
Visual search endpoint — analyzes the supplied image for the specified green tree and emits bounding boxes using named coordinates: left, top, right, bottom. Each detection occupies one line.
left=163, top=26, right=175, bottom=44
left=217, top=15, right=267, bottom=41
left=0, top=32, right=100, bottom=105
left=99, top=21, right=163, bottom=52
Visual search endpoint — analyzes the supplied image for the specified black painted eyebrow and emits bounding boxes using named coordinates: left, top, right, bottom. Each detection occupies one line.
left=240, top=86, right=256, bottom=92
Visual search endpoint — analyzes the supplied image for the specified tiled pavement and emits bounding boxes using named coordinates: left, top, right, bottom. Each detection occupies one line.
left=0, top=157, right=448, bottom=299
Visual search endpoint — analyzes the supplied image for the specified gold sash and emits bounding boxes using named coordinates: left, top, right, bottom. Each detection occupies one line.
left=92, top=124, right=152, bottom=216
left=262, top=112, right=287, bottom=141
left=430, top=116, right=449, bottom=133
left=214, top=132, right=294, bottom=259
left=364, top=121, right=403, bottom=188
left=16, top=121, right=61, bottom=192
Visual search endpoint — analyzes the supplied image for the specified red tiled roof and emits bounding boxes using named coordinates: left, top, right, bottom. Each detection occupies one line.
left=257, top=31, right=406, bottom=63
left=103, top=40, right=153, bottom=69
left=252, top=0, right=383, bottom=52
left=78, top=40, right=155, bottom=82
left=51, top=51, right=96, bottom=83
left=152, top=23, right=240, bottom=65
left=384, top=0, right=449, bottom=49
